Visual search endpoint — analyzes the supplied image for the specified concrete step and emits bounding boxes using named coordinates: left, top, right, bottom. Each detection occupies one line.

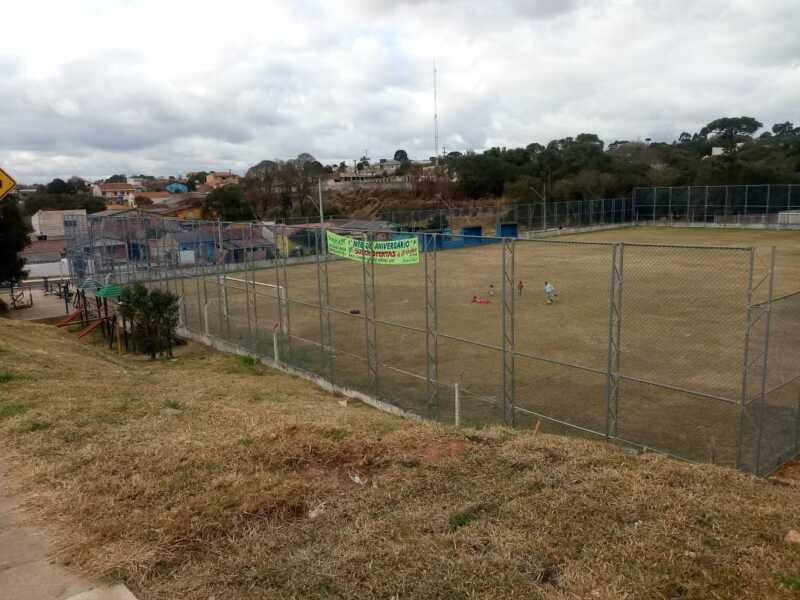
left=63, top=584, right=138, bottom=600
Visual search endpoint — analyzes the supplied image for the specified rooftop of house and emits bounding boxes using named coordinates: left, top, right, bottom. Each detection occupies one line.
left=32, top=209, right=87, bottom=217
left=135, top=191, right=171, bottom=200
left=21, top=239, right=67, bottom=256
left=88, top=208, right=138, bottom=219
left=98, top=182, right=136, bottom=192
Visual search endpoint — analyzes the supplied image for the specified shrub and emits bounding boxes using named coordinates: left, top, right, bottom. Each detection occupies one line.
left=119, top=284, right=180, bottom=359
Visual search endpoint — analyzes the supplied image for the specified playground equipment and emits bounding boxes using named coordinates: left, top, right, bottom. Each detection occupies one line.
left=7, top=284, right=34, bottom=310
left=57, top=283, right=121, bottom=347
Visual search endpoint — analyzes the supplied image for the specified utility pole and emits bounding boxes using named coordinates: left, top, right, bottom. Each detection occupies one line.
left=318, top=177, right=324, bottom=225
left=433, top=59, right=439, bottom=167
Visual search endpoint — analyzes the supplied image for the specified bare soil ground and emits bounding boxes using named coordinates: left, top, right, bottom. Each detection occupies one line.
left=3, top=319, right=800, bottom=599
left=175, top=227, right=800, bottom=469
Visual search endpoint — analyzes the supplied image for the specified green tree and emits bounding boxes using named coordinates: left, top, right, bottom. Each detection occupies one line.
left=772, top=122, right=797, bottom=137
left=22, top=192, right=105, bottom=216
left=119, top=284, right=179, bottom=359
left=453, top=154, right=508, bottom=198
left=393, top=149, right=409, bottom=162
left=45, top=178, right=69, bottom=194
left=186, top=171, right=207, bottom=191
left=106, top=174, right=127, bottom=183
left=0, top=198, right=31, bottom=286
left=203, top=185, right=253, bottom=220
left=700, top=116, right=763, bottom=152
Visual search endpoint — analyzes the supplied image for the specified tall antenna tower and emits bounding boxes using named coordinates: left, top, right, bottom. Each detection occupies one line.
left=433, top=59, right=439, bottom=167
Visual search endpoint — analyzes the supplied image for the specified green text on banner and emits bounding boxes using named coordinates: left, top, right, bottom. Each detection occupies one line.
left=326, top=231, right=420, bottom=265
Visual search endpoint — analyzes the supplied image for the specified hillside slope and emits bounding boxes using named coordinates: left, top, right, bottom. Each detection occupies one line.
left=1, top=319, right=800, bottom=599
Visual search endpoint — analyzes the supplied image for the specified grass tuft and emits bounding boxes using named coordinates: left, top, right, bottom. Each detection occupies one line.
left=163, top=399, right=183, bottom=410
left=776, top=574, right=800, bottom=591
left=239, top=434, right=255, bottom=446
left=238, top=356, right=259, bottom=368
left=0, top=370, right=16, bottom=384
left=0, top=403, right=29, bottom=418
left=449, top=508, right=480, bottom=531
left=321, top=428, right=350, bottom=442
left=26, top=420, right=51, bottom=432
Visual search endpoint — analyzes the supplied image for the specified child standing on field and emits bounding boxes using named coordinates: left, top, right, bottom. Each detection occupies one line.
left=517, top=280, right=524, bottom=296
left=544, top=281, right=557, bottom=304
left=488, top=284, right=495, bottom=297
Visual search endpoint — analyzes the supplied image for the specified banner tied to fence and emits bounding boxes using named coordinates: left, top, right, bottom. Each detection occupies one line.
left=326, top=231, right=420, bottom=265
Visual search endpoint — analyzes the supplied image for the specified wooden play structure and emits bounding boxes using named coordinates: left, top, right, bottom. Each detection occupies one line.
left=57, top=283, right=122, bottom=348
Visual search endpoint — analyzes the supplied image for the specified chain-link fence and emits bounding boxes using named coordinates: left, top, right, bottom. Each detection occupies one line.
left=68, top=214, right=800, bottom=475
left=273, top=197, right=634, bottom=233
left=633, top=185, right=800, bottom=227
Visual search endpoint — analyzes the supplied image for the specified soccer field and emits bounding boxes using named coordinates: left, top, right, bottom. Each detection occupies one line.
left=172, top=226, right=800, bottom=472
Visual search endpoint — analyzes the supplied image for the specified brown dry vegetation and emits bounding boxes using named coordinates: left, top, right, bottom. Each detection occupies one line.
left=182, top=227, right=800, bottom=468
left=2, top=319, right=800, bottom=599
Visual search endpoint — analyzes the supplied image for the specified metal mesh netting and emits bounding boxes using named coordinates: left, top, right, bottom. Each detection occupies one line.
left=620, top=244, right=751, bottom=399
left=74, top=213, right=800, bottom=475
left=633, top=184, right=800, bottom=226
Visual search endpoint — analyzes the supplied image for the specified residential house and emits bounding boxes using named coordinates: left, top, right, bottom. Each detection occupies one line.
left=92, top=182, right=137, bottom=207
left=134, top=191, right=171, bottom=205
left=221, top=226, right=275, bottom=263
left=206, top=171, right=240, bottom=189
left=19, top=238, right=70, bottom=278
left=87, top=207, right=139, bottom=221
left=141, top=193, right=206, bottom=220
left=160, top=230, right=219, bottom=266
left=30, top=209, right=87, bottom=239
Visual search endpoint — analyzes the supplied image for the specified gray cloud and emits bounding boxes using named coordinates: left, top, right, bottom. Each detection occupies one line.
left=1, top=0, right=799, bottom=182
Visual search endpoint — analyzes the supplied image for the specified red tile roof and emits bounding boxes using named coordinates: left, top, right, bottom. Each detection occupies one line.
left=100, top=183, right=135, bottom=191
left=22, top=239, right=67, bottom=256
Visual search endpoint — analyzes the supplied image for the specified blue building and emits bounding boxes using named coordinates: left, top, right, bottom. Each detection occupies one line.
left=165, top=182, right=189, bottom=194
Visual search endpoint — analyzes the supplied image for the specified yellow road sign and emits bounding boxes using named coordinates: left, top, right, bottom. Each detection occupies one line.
left=0, top=168, right=17, bottom=202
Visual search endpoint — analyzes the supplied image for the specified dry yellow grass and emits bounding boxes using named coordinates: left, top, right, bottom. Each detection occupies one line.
left=174, top=226, right=800, bottom=469
left=2, top=318, right=800, bottom=599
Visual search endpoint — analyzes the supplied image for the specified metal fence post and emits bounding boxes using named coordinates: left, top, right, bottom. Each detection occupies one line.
left=766, top=184, right=771, bottom=216
left=704, top=186, right=709, bottom=223
left=652, top=187, right=657, bottom=223
left=755, top=247, right=777, bottom=473
left=250, top=224, right=259, bottom=344
left=454, top=382, right=461, bottom=428
left=424, top=233, right=439, bottom=419
left=724, top=186, right=729, bottom=222
left=274, top=227, right=290, bottom=353
left=244, top=226, right=254, bottom=350
left=736, top=248, right=758, bottom=470
left=501, top=237, right=516, bottom=426
left=180, top=276, right=188, bottom=327
left=744, top=185, right=749, bottom=216
left=606, top=242, right=624, bottom=438
left=361, top=232, right=379, bottom=397
left=316, top=228, right=333, bottom=381
left=202, top=273, right=209, bottom=337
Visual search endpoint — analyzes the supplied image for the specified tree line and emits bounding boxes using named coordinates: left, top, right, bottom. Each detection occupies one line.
left=450, top=116, right=800, bottom=201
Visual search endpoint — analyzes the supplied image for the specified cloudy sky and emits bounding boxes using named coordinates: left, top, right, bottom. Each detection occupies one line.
left=2, top=0, right=798, bottom=183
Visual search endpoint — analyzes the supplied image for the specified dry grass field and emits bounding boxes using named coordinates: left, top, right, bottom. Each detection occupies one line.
left=169, top=226, right=800, bottom=470
left=4, top=318, right=800, bottom=599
